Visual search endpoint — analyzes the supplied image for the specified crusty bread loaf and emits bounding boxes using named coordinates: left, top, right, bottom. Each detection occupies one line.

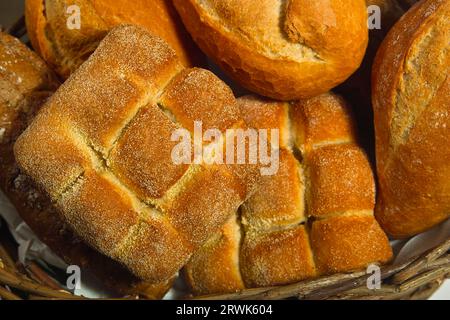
left=372, top=0, right=450, bottom=238
left=0, top=31, right=176, bottom=299
left=14, top=25, right=253, bottom=283
left=25, top=0, right=204, bottom=78
left=173, top=0, right=368, bottom=101
left=185, top=94, right=392, bottom=295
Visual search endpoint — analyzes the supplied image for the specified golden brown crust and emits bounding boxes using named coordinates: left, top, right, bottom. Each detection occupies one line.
left=241, top=226, right=316, bottom=288
left=372, top=0, right=450, bottom=238
left=0, top=32, right=173, bottom=298
left=311, top=214, right=392, bottom=274
left=109, top=104, right=191, bottom=200
left=290, top=93, right=358, bottom=152
left=14, top=25, right=249, bottom=282
left=307, top=144, right=375, bottom=218
left=160, top=165, right=245, bottom=248
left=174, top=0, right=368, bottom=100
left=160, top=68, right=239, bottom=132
left=25, top=0, right=204, bottom=78
left=184, top=216, right=245, bottom=296
left=237, top=96, right=291, bottom=149
left=186, top=93, right=392, bottom=295
left=241, top=149, right=305, bottom=229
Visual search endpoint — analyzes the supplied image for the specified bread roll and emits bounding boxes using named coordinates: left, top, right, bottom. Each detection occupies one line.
left=372, top=0, right=450, bottom=238
left=14, top=25, right=254, bottom=283
left=0, top=31, right=176, bottom=298
left=185, top=94, right=392, bottom=295
left=0, top=31, right=181, bottom=298
left=173, top=0, right=368, bottom=101
left=25, top=0, right=204, bottom=78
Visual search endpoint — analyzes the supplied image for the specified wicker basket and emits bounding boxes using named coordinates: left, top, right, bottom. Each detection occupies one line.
left=1, top=218, right=448, bottom=300
left=0, top=15, right=449, bottom=301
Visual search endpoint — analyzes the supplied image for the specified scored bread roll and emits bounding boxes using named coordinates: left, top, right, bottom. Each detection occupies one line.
left=372, top=0, right=450, bottom=238
left=25, top=0, right=204, bottom=78
left=173, top=0, right=369, bottom=101
left=14, top=25, right=255, bottom=283
left=0, top=31, right=174, bottom=298
left=185, top=94, right=392, bottom=295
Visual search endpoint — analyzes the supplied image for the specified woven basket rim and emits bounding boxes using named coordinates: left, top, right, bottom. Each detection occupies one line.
left=1, top=220, right=449, bottom=300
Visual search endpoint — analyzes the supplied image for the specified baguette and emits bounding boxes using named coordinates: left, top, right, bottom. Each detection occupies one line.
left=173, top=0, right=369, bottom=101
left=185, top=94, right=392, bottom=295
left=25, top=0, right=204, bottom=78
left=372, top=0, right=450, bottom=238
left=14, top=25, right=254, bottom=283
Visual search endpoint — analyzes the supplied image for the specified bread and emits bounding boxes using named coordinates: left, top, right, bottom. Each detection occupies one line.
left=185, top=94, right=392, bottom=295
left=372, top=0, right=450, bottom=238
left=14, top=25, right=254, bottom=283
left=373, top=0, right=450, bottom=236
left=173, top=0, right=368, bottom=101
left=0, top=31, right=177, bottom=299
left=25, top=0, right=204, bottom=78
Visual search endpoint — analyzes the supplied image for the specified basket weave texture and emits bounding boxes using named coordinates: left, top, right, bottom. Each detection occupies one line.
left=1, top=221, right=449, bottom=300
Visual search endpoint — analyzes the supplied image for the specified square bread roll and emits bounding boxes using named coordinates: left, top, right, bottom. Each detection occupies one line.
left=14, top=25, right=252, bottom=283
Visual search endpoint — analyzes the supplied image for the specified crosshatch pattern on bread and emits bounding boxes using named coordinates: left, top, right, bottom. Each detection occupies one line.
left=185, top=94, right=393, bottom=295
left=14, top=25, right=252, bottom=283
left=0, top=31, right=179, bottom=298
